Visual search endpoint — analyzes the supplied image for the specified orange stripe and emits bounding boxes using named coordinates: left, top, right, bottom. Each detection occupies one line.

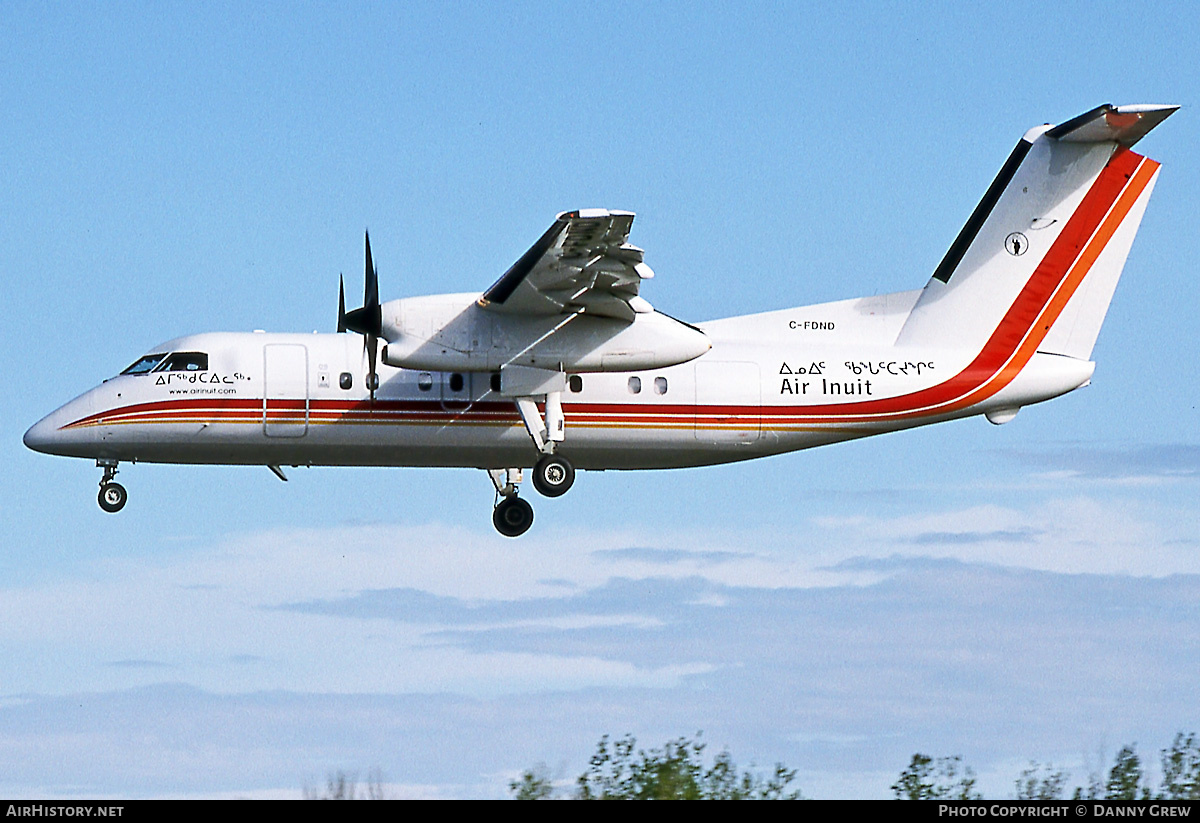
left=951, top=156, right=1158, bottom=412
left=62, top=155, right=1160, bottom=438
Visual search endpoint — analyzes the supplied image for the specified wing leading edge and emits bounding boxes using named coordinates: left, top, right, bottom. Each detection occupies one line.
left=479, top=209, right=656, bottom=322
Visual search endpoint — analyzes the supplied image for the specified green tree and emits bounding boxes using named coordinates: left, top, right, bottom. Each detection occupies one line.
left=509, top=764, right=555, bottom=800
left=1160, top=732, right=1200, bottom=800
left=512, top=733, right=802, bottom=799
left=702, top=750, right=800, bottom=800
left=1014, top=762, right=1069, bottom=800
left=891, top=753, right=980, bottom=800
left=1105, top=744, right=1147, bottom=800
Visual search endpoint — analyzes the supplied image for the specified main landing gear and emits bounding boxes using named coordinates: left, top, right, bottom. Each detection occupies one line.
left=485, top=380, right=580, bottom=536
left=484, top=368, right=584, bottom=536
left=532, top=453, right=574, bottom=498
left=513, top=384, right=576, bottom=499
left=488, top=468, right=534, bottom=537
left=96, top=459, right=127, bottom=513
left=486, top=452, right=576, bottom=537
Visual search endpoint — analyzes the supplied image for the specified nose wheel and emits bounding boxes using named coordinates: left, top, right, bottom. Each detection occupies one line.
left=99, top=482, right=128, bottom=513
left=96, top=460, right=127, bottom=513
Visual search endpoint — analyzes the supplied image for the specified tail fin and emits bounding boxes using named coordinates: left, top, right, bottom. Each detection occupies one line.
left=897, top=104, right=1176, bottom=359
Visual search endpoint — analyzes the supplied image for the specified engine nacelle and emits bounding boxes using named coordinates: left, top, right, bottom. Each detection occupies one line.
left=379, top=294, right=710, bottom=373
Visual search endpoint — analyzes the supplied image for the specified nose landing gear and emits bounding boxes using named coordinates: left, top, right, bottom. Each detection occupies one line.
left=96, top=459, right=127, bottom=513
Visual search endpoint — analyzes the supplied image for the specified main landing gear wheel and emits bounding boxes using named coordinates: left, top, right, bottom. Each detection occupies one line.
left=532, top=454, right=575, bottom=498
left=98, top=482, right=127, bottom=513
left=493, top=496, right=534, bottom=537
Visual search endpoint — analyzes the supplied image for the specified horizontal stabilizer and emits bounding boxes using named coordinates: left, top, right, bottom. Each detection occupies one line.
left=1047, top=103, right=1179, bottom=147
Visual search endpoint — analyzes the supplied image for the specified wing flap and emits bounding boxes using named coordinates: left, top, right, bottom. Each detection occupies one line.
left=480, top=209, right=655, bottom=318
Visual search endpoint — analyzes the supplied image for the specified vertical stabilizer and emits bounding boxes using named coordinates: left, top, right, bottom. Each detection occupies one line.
left=896, top=104, right=1175, bottom=361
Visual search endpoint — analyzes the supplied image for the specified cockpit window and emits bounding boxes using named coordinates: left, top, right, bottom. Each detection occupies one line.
left=154, top=352, right=209, bottom=372
left=120, top=354, right=168, bottom=375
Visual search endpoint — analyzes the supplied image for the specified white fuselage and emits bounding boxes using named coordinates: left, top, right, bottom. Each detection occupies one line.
left=24, top=289, right=1095, bottom=472
left=23, top=104, right=1173, bottom=536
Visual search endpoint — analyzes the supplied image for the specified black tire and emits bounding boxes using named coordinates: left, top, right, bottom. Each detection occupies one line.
left=98, top=482, right=127, bottom=513
left=493, top=496, right=534, bottom=537
left=532, top=454, right=575, bottom=498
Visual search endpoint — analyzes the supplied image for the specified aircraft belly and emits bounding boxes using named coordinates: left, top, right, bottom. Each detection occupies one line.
left=92, top=411, right=877, bottom=470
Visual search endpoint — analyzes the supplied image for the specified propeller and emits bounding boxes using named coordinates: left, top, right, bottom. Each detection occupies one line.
left=342, top=231, right=383, bottom=401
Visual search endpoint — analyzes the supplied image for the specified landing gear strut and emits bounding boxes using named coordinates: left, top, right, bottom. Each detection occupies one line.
left=488, top=367, right=582, bottom=535
left=488, top=468, right=533, bottom=537
left=97, top=459, right=127, bottom=513
left=512, top=389, right=576, bottom=499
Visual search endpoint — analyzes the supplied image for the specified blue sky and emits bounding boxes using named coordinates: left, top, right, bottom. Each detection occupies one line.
left=2, top=1, right=1198, bottom=799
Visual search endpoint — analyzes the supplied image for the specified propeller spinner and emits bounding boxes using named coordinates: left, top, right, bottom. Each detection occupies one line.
left=341, top=232, right=383, bottom=400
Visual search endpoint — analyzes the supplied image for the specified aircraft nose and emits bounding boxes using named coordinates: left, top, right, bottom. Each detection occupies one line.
left=24, top=391, right=98, bottom=457
left=24, top=413, right=64, bottom=454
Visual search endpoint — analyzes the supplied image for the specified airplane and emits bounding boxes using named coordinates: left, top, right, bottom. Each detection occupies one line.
left=24, top=103, right=1176, bottom=537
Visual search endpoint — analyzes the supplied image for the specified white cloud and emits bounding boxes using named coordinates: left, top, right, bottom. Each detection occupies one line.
left=810, top=496, right=1200, bottom=576
left=2, top=490, right=1197, bottom=699
left=1, top=486, right=1197, bottom=798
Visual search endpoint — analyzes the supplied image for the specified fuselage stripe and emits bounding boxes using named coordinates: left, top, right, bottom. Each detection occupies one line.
left=60, top=151, right=1155, bottom=435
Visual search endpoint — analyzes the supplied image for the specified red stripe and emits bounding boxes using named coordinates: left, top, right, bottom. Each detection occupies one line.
left=65, top=150, right=1154, bottom=434
left=761, top=147, right=1146, bottom=420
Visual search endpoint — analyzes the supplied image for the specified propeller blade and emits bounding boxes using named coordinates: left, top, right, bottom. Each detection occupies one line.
left=337, top=275, right=347, bottom=333
left=341, top=230, right=384, bottom=401
left=344, top=231, right=382, bottom=337
left=364, top=231, right=378, bottom=309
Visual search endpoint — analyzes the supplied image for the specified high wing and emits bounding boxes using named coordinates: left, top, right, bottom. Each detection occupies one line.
left=478, top=209, right=656, bottom=322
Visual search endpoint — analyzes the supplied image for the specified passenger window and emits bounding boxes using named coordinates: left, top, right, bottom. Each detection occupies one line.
left=120, top=353, right=167, bottom=375
left=628, top=376, right=642, bottom=394
left=569, top=375, right=583, bottom=393
left=339, top=372, right=353, bottom=390
left=159, top=352, right=209, bottom=372
left=418, top=373, right=433, bottom=391
left=654, top=376, right=668, bottom=395
left=449, top=373, right=465, bottom=392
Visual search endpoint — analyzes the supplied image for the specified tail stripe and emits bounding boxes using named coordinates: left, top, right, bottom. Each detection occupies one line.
left=66, top=155, right=1155, bottom=436
left=759, top=147, right=1152, bottom=421
left=954, top=154, right=1158, bottom=411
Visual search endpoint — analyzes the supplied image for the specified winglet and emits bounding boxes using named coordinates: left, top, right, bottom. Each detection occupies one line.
left=1048, top=103, right=1179, bottom=147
